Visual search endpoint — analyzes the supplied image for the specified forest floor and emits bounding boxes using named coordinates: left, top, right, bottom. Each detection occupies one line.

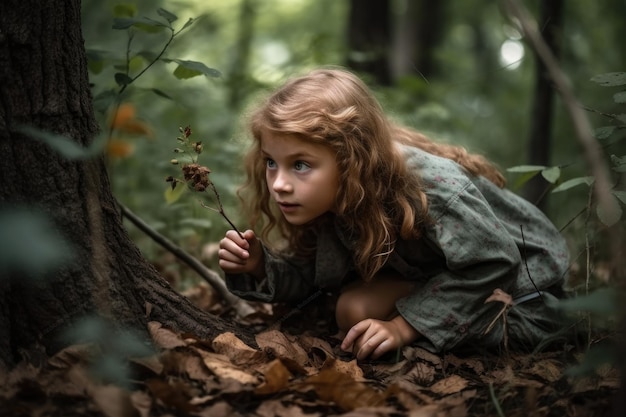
left=0, top=281, right=621, bottom=417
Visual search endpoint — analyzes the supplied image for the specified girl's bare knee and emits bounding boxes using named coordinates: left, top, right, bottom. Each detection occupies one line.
left=335, top=290, right=367, bottom=331
left=335, top=277, right=417, bottom=332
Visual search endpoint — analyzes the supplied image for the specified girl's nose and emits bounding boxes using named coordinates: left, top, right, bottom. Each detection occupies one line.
left=272, top=171, right=293, bottom=193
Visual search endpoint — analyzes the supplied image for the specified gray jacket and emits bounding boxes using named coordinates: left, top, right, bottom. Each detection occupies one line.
left=226, top=145, right=569, bottom=352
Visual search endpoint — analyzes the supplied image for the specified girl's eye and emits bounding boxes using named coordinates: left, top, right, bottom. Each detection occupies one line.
left=265, top=158, right=276, bottom=169
left=294, top=160, right=311, bottom=172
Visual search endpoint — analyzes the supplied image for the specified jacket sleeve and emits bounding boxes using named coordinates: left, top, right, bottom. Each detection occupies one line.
left=396, top=179, right=522, bottom=352
left=225, top=245, right=317, bottom=304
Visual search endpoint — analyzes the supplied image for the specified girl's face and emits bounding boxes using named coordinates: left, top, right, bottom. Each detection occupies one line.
left=261, top=132, right=340, bottom=225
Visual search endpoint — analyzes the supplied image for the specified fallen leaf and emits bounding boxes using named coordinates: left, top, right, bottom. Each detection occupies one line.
left=256, top=330, right=309, bottom=366
left=256, top=399, right=312, bottom=417
left=148, top=322, right=187, bottom=349
left=191, top=401, right=237, bottom=417
left=159, top=350, right=215, bottom=383
left=301, top=368, right=387, bottom=411
left=130, top=390, right=152, bottom=417
left=525, top=359, right=562, bottom=383
left=146, top=378, right=198, bottom=413
left=212, top=332, right=266, bottom=367
left=90, top=384, right=137, bottom=417
left=194, top=349, right=259, bottom=385
left=403, top=346, right=442, bottom=366
left=399, top=361, right=436, bottom=387
left=429, top=375, right=469, bottom=396
left=321, top=357, right=365, bottom=382
left=255, top=359, right=293, bottom=395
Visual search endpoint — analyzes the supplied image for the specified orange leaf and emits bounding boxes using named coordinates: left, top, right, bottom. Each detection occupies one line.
left=211, top=332, right=266, bottom=367
left=302, top=367, right=387, bottom=411
left=117, top=119, right=154, bottom=138
left=106, top=138, right=134, bottom=158
left=109, top=103, right=136, bottom=129
left=429, top=375, right=469, bottom=395
left=255, top=359, right=292, bottom=395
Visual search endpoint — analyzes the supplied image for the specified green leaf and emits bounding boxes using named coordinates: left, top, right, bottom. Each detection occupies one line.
left=17, top=125, right=106, bottom=160
left=157, top=8, right=178, bottom=23
left=0, top=209, right=74, bottom=280
left=596, top=194, right=622, bottom=227
left=150, top=88, right=173, bottom=100
left=565, top=344, right=617, bottom=377
left=165, top=183, right=187, bottom=204
left=551, top=176, right=594, bottom=193
left=613, top=190, right=626, bottom=205
left=507, top=165, right=547, bottom=173
left=85, top=49, right=109, bottom=74
left=614, top=91, right=626, bottom=104
left=114, top=72, right=133, bottom=87
left=113, top=4, right=137, bottom=18
left=162, top=59, right=221, bottom=79
left=594, top=126, right=617, bottom=140
left=590, top=72, right=626, bottom=87
left=611, top=154, right=626, bottom=172
left=128, top=55, right=144, bottom=73
left=137, top=50, right=159, bottom=62
left=112, top=17, right=137, bottom=30
left=112, top=16, right=168, bottom=31
left=88, top=60, right=104, bottom=74
left=135, top=17, right=170, bottom=33
left=181, top=17, right=196, bottom=31
left=617, top=114, right=626, bottom=124
left=510, top=170, right=540, bottom=190
left=541, top=166, right=561, bottom=184
left=557, top=287, right=618, bottom=315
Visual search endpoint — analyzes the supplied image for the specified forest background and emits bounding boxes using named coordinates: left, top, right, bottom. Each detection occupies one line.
left=1, top=0, right=624, bottom=415
left=83, top=0, right=625, bottom=292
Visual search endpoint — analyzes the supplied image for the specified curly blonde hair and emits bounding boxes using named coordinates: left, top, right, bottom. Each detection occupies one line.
left=239, top=68, right=504, bottom=282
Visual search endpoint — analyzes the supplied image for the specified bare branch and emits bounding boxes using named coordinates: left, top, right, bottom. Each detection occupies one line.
left=118, top=202, right=255, bottom=318
left=503, top=0, right=617, bottom=220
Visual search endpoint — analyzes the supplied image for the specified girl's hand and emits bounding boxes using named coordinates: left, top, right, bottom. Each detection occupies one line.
left=218, top=229, right=264, bottom=278
left=340, top=316, right=419, bottom=360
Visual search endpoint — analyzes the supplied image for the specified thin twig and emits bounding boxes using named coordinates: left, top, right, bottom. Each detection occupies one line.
left=584, top=186, right=594, bottom=348
left=203, top=181, right=244, bottom=239
left=489, top=382, right=506, bottom=417
left=118, top=202, right=254, bottom=317
left=504, top=0, right=617, bottom=223
left=519, top=225, right=544, bottom=303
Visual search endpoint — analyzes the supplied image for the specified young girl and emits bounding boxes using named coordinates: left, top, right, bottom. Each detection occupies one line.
left=218, top=68, right=569, bottom=360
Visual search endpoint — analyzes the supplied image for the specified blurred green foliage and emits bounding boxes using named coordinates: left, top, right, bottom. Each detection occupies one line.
left=80, top=0, right=625, bottom=291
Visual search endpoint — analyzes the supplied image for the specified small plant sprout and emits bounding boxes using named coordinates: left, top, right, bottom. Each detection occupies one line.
left=166, top=126, right=243, bottom=239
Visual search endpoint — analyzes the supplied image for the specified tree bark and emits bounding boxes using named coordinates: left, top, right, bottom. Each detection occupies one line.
left=524, top=0, right=564, bottom=209
left=391, top=0, right=445, bottom=80
left=346, top=0, right=392, bottom=85
left=0, top=0, right=251, bottom=369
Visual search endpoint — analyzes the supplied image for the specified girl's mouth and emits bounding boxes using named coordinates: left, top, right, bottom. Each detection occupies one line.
left=278, top=202, right=299, bottom=213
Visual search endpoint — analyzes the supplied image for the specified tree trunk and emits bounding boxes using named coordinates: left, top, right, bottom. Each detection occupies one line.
left=391, top=0, right=446, bottom=80
left=346, top=0, right=392, bottom=85
left=227, top=0, right=256, bottom=110
left=524, top=0, right=564, bottom=209
left=0, top=0, right=251, bottom=370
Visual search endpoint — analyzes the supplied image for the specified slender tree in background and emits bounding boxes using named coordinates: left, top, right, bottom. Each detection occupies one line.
left=0, top=0, right=247, bottom=369
left=346, top=0, right=392, bottom=85
left=227, top=0, right=257, bottom=111
left=524, top=0, right=564, bottom=209
left=391, top=0, right=446, bottom=80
